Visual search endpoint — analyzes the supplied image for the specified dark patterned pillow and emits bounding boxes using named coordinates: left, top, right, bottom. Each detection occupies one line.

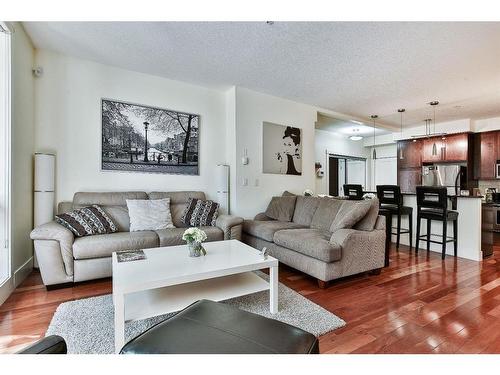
left=55, top=205, right=118, bottom=237
left=181, top=198, right=219, bottom=227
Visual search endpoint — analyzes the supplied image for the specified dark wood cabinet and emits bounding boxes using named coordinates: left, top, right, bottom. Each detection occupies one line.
left=474, top=131, right=497, bottom=180
left=398, top=167, right=421, bottom=193
left=397, top=139, right=422, bottom=169
left=422, top=137, right=445, bottom=163
left=421, top=133, right=469, bottom=163
left=443, top=133, right=469, bottom=162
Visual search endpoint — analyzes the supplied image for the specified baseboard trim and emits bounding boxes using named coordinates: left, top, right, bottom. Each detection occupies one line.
left=0, top=277, right=15, bottom=306
left=14, top=256, right=33, bottom=288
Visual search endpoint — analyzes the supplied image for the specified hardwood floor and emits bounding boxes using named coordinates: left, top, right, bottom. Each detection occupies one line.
left=1, top=242, right=500, bottom=354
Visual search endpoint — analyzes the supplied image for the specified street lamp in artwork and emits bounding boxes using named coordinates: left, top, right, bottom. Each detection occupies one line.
left=143, top=121, right=149, bottom=162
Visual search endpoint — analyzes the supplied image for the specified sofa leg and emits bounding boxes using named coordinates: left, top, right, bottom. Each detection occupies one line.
left=317, top=279, right=329, bottom=289
left=369, top=268, right=382, bottom=276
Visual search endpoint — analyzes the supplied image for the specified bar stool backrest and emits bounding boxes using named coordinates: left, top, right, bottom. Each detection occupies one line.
left=376, top=185, right=402, bottom=207
left=343, top=184, right=364, bottom=200
left=416, top=186, right=448, bottom=214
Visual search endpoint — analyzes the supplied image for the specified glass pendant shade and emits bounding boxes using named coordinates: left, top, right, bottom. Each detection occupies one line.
left=432, top=141, right=438, bottom=156
left=371, top=115, right=378, bottom=160
left=398, top=108, right=405, bottom=160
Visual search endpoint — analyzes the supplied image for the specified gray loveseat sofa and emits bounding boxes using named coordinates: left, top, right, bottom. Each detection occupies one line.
left=30, top=191, right=243, bottom=287
left=242, top=196, right=386, bottom=287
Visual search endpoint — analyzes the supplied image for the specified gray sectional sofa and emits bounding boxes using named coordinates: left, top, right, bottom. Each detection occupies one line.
left=242, top=196, right=386, bottom=287
left=30, top=191, right=243, bottom=287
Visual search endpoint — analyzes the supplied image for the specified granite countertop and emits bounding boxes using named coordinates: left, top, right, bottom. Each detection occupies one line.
left=400, top=192, right=483, bottom=199
left=364, top=191, right=483, bottom=199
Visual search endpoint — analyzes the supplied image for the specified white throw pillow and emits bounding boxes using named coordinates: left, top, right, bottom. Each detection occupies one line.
left=126, top=198, right=175, bottom=232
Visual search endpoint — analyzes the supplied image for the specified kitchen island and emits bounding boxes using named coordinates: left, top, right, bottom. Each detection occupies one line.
left=394, top=193, right=483, bottom=261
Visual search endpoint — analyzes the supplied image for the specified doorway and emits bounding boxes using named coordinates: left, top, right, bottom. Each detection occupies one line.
left=328, top=154, right=366, bottom=196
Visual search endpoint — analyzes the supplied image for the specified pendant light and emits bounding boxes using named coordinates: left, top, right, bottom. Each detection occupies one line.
left=398, top=108, right=405, bottom=160
left=371, top=115, right=378, bottom=159
left=430, top=101, right=439, bottom=156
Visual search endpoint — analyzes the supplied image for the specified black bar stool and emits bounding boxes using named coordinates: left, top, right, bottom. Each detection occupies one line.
left=376, top=185, right=413, bottom=250
left=343, top=184, right=364, bottom=200
left=415, top=186, right=458, bottom=260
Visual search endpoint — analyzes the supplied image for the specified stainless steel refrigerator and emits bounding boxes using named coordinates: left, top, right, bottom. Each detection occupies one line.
left=421, top=164, right=467, bottom=195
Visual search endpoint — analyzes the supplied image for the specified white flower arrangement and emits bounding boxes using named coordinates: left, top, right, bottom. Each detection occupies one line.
left=182, top=227, right=208, bottom=243
left=303, top=189, right=314, bottom=197
left=363, top=193, right=376, bottom=200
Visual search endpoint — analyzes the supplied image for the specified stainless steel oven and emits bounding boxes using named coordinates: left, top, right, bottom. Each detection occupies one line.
left=496, top=161, right=500, bottom=179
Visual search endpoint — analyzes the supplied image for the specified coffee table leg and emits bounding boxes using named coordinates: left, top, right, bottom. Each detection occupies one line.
left=114, top=293, right=125, bottom=354
left=270, top=265, right=278, bottom=314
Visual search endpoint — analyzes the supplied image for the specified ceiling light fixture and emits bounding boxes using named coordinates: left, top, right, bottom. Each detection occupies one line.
left=398, top=108, right=405, bottom=160
left=430, top=101, right=439, bottom=156
left=371, top=115, right=378, bottom=159
left=351, top=120, right=364, bottom=125
left=410, top=100, right=446, bottom=140
left=349, top=129, right=363, bottom=141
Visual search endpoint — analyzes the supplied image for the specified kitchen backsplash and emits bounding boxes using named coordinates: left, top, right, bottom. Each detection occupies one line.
left=478, top=180, right=500, bottom=194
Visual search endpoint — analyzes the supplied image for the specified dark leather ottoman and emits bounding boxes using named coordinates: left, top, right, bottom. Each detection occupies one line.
left=120, top=299, right=319, bottom=354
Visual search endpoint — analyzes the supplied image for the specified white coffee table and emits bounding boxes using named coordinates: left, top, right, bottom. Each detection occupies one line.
left=112, top=239, right=278, bottom=353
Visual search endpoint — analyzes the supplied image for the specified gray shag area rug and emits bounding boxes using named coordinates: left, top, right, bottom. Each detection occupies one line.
left=46, top=272, right=345, bottom=354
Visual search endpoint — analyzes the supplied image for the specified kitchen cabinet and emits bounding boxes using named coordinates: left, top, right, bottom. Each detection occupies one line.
left=422, top=133, right=469, bottom=163
left=443, top=133, right=469, bottom=162
left=397, top=139, right=422, bottom=169
left=422, top=137, right=445, bottom=163
left=398, top=167, right=421, bottom=193
left=474, top=131, right=497, bottom=180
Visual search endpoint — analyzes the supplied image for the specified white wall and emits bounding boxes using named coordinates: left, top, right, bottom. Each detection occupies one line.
left=367, top=144, right=397, bottom=191
left=34, top=50, right=227, bottom=204
left=233, top=87, right=317, bottom=218
left=11, top=23, right=35, bottom=279
left=314, top=129, right=368, bottom=195
left=473, top=117, right=500, bottom=133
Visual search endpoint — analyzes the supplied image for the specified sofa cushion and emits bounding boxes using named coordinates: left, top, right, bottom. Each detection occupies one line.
left=149, top=191, right=206, bottom=227
left=309, top=197, right=343, bottom=231
left=330, top=200, right=372, bottom=232
left=73, top=231, right=159, bottom=259
left=55, top=205, right=118, bottom=237
left=265, top=196, right=297, bottom=222
left=242, top=220, right=306, bottom=242
left=72, top=191, right=148, bottom=208
left=155, top=227, right=223, bottom=247
left=102, top=206, right=131, bottom=232
left=353, top=198, right=379, bottom=231
left=126, top=198, right=175, bottom=231
left=181, top=198, right=219, bottom=227
left=273, top=229, right=341, bottom=262
left=292, top=196, right=320, bottom=226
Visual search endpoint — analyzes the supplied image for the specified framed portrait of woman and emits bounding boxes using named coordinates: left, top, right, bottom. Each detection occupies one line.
left=262, top=121, right=302, bottom=175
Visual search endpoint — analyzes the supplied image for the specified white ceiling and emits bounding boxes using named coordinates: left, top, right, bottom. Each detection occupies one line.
left=315, top=114, right=389, bottom=138
left=23, top=22, right=500, bottom=126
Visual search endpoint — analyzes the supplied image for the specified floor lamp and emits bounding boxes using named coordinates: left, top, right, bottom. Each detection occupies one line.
left=34, top=153, right=55, bottom=268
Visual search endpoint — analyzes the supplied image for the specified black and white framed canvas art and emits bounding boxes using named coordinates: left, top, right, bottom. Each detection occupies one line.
left=101, top=99, right=199, bottom=175
left=262, top=121, right=302, bottom=175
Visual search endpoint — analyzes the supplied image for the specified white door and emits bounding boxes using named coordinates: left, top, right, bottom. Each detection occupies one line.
left=0, top=29, right=10, bottom=285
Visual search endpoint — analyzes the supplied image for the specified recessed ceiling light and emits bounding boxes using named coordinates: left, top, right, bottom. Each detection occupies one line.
left=349, top=128, right=363, bottom=141
left=351, top=120, right=363, bottom=125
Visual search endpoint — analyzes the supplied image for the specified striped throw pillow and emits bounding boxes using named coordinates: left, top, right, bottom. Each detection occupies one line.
left=181, top=198, right=219, bottom=227
left=55, top=205, right=118, bottom=237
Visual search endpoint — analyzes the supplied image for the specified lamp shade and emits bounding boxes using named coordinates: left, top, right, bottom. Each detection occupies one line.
left=34, top=153, right=55, bottom=192
left=216, top=164, right=229, bottom=214
left=216, top=164, right=229, bottom=193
